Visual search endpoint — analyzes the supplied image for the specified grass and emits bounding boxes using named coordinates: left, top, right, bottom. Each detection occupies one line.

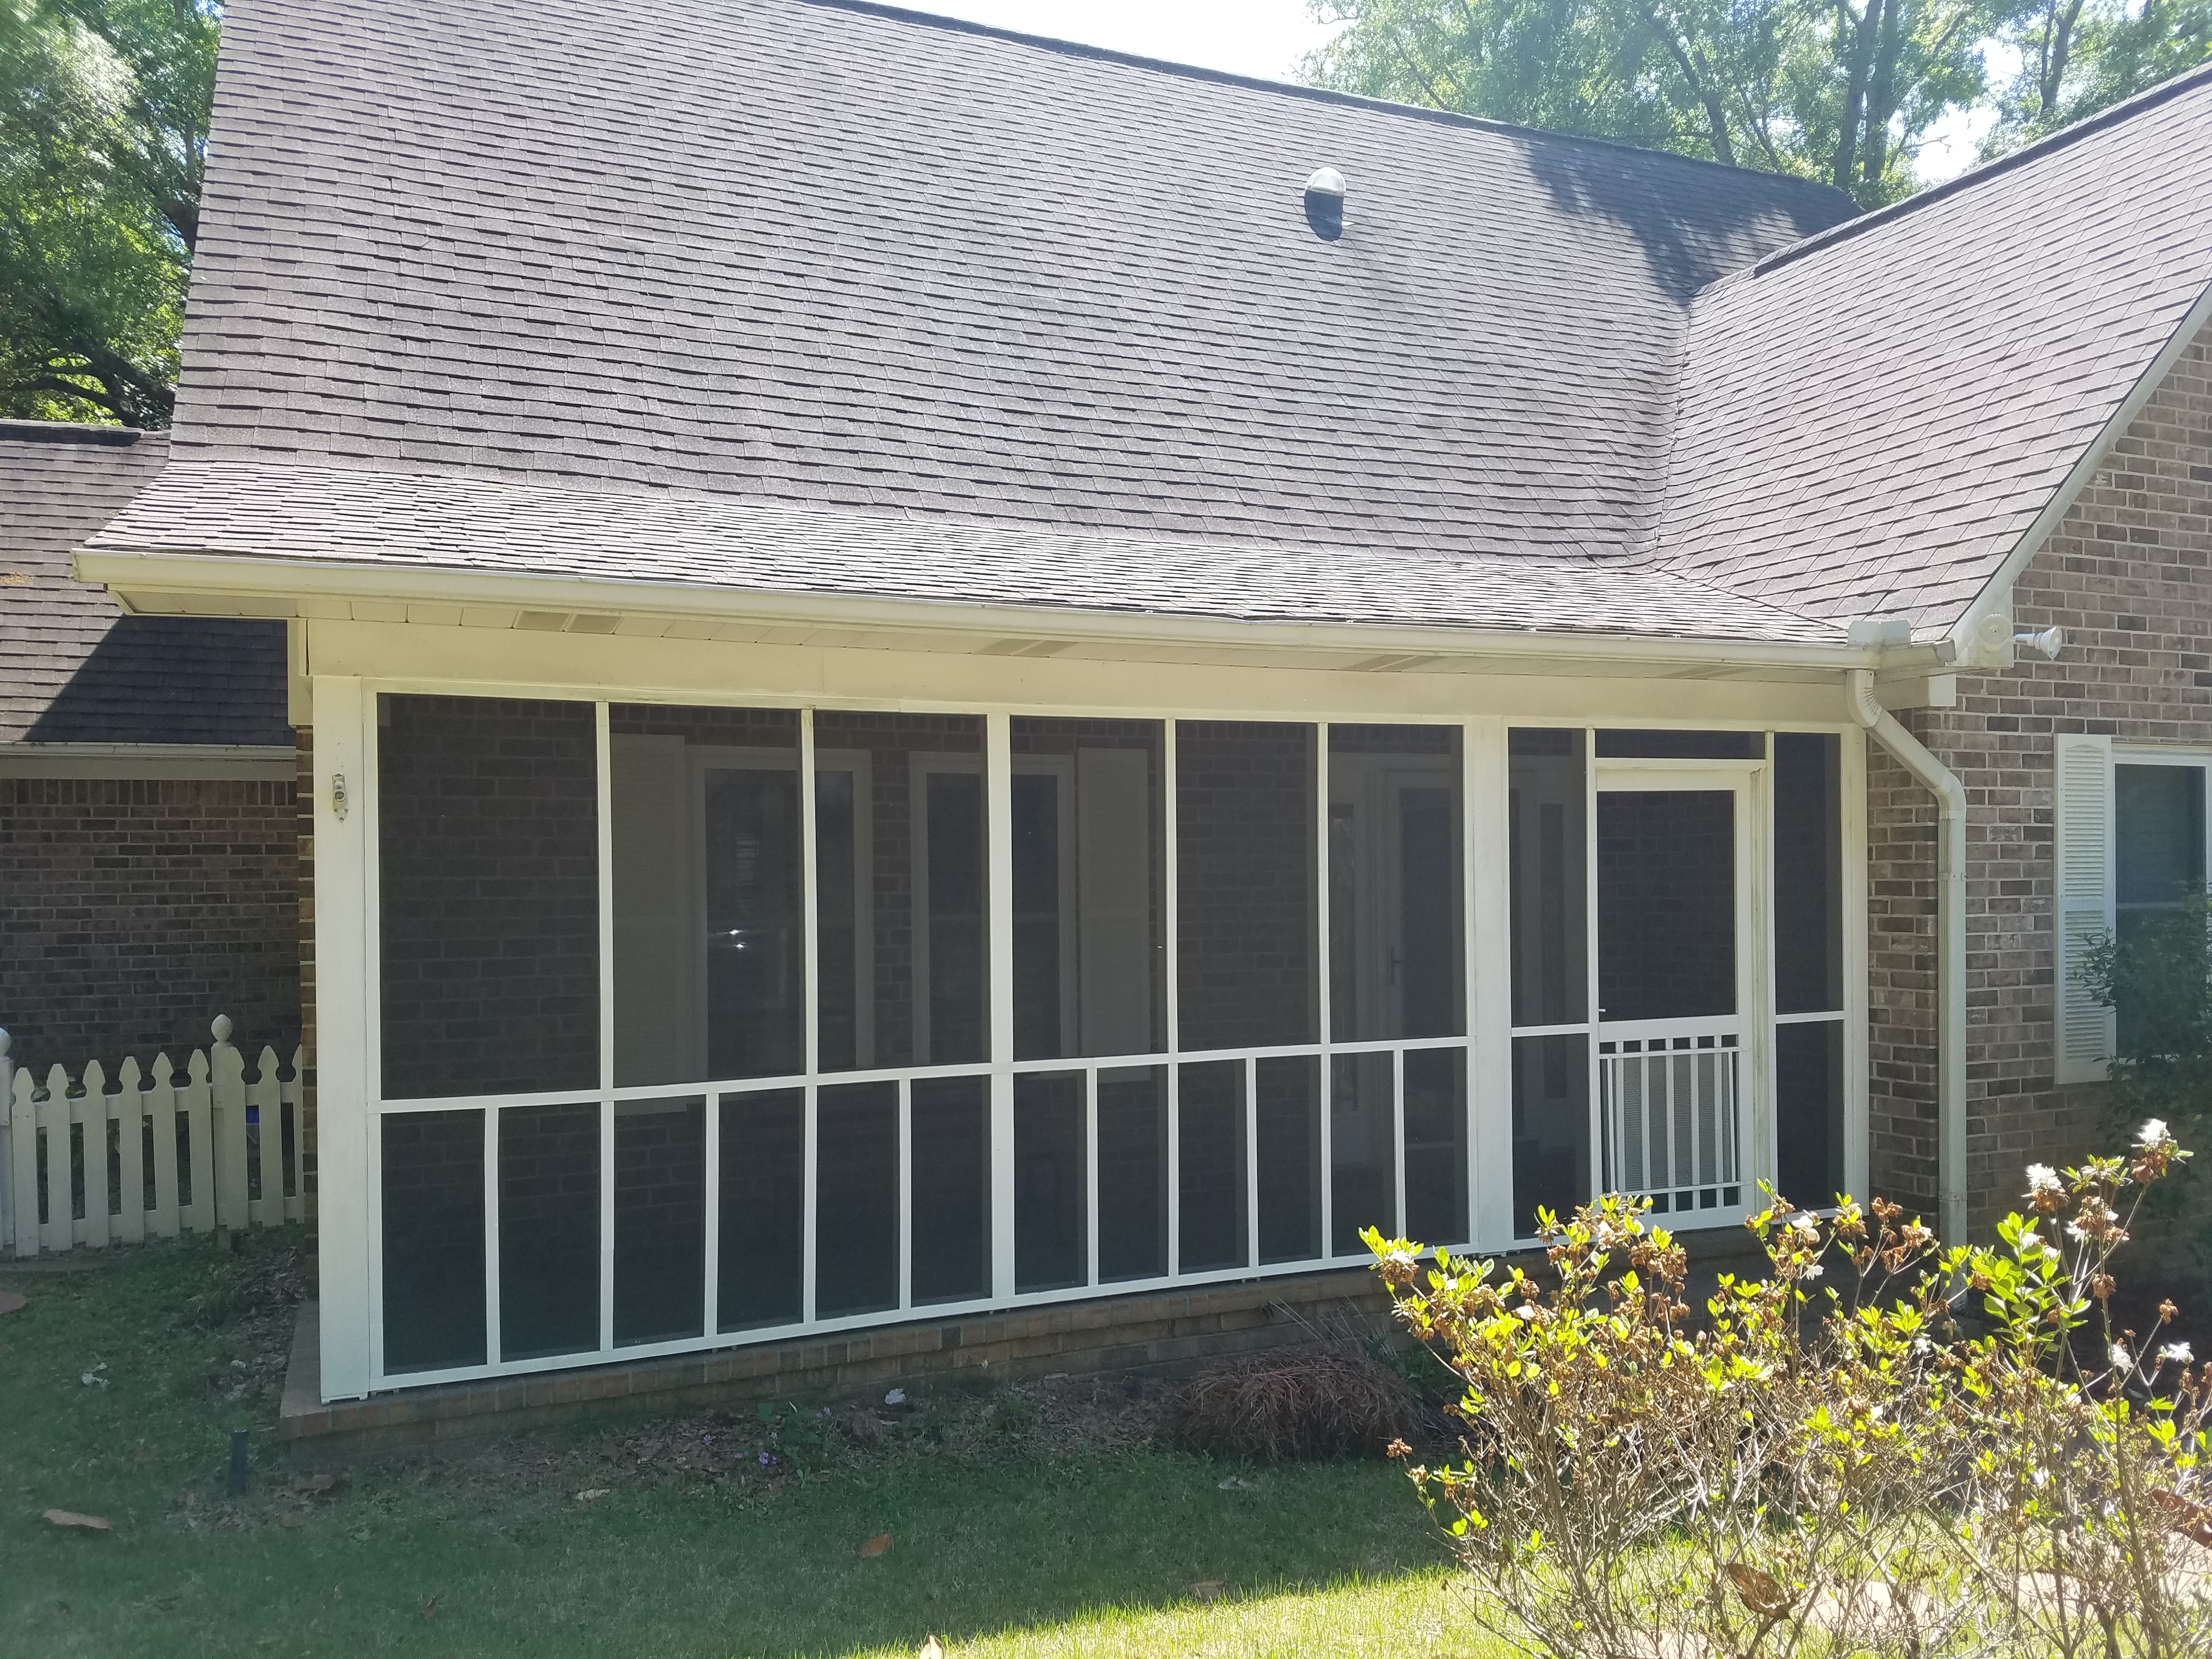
left=0, top=1233, right=1482, bottom=1658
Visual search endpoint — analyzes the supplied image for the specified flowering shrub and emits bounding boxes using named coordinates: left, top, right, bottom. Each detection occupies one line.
left=1367, top=1123, right=2211, bottom=1657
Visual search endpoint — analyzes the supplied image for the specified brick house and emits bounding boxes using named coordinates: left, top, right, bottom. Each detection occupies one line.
left=0, top=422, right=297, bottom=1068
left=5, top=0, right=2209, bottom=1409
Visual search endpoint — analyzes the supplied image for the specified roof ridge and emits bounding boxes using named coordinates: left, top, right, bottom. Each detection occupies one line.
left=794, top=0, right=1853, bottom=201
left=1747, top=58, right=2212, bottom=280
left=0, top=419, right=152, bottom=447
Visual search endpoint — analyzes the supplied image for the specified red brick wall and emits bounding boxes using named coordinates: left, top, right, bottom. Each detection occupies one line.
left=1867, top=317, right=2212, bottom=1228
left=0, top=774, right=301, bottom=1074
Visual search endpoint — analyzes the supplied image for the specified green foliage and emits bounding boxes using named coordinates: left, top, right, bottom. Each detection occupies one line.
left=1368, top=1124, right=2212, bottom=1656
left=2085, top=889, right=2212, bottom=1136
left=1306, top=0, right=2001, bottom=205
left=1985, top=0, right=2212, bottom=154
left=0, top=0, right=217, bottom=426
left=2081, top=891, right=2212, bottom=1294
left=1304, top=0, right=2204, bottom=206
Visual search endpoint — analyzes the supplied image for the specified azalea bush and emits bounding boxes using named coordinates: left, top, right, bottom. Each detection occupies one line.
left=1366, top=1123, right=2212, bottom=1657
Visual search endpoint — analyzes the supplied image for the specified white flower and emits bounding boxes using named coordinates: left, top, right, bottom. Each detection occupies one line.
left=1799, top=1263, right=1824, bottom=1280
left=2025, top=1164, right=2062, bottom=1195
left=2110, top=1343, right=2134, bottom=1374
left=2138, top=1119, right=2171, bottom=1149
left=2066, top=1220, right=2090, bottom=1243
left=2161, top=1342, right=2194, bottom=1365
left=1788, top=1212, right=1821, bottom=1237
left=1515, top=1304, right=1539, bottom=1321
left=2018, top=1231, right=2047, bottom=1254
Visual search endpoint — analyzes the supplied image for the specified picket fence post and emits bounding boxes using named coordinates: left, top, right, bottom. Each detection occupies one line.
left=115, top=1057, right=146, bottom=1246
left=37, top=1065, right=71, bottom=1254
left=0, top=1029, right=12, bottom=1253
left=149, top=1053, right=180, bottom=1238
left=211, top=1015, right=250, bottom=1232
left=7, top=1047, right=35, bottom=1260
left=77, top=1060, right=110, bottom=1250
left=183, top=1048, right=213, bottom=1234
left=285, top=1045, right=305, bottom=1222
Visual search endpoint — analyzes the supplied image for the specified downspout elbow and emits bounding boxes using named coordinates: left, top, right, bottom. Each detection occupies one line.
left=1848, top=670, right=1969, bottom=1247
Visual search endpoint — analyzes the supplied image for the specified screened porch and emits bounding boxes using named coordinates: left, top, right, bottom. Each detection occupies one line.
left=357, top=696, right=1855, bottom=1390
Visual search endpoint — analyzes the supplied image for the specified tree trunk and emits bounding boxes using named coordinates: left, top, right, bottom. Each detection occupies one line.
left=1860, top=0, right=1908, bottom=190
left=2040, top=0, right=2086, bottom=117
left=1830, top=0, right=1886, bottom=194
left=1643, top=5, right=1740, bottom=165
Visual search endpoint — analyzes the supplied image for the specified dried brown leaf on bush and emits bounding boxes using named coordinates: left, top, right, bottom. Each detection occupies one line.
left=859, top=1531, right=892, bottom=1558
left=1724, top=1562, right=1794, bottom=1618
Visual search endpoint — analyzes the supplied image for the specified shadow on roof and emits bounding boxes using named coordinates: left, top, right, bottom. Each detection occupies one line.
left=25, top=617, right=291, bottom=746
left=1523, top=141, right=1852, bottom=302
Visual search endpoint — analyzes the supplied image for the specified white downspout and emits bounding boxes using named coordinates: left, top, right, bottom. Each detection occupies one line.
left=1848, top=670, right=1969, bottom=1246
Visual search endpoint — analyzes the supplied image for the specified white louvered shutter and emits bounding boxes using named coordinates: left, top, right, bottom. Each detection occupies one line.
left=2053, top=732, right=2115, bottom=1084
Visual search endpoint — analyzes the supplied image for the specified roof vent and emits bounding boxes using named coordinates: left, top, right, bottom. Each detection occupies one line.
left=1304, top=167, right=1345, bottom=241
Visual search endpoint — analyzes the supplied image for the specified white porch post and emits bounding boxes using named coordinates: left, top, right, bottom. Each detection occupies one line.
left=1841, top=724, right=1872, bottom=1202
left=985, top=713, right=1015, bottom=1300
left=1464, top=718, right=1515, bottom=1252
left=313, top=675, right=375, bottom=1400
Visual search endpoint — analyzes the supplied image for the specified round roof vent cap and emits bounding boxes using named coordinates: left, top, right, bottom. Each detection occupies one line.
left=1304, top=166, right=1347, bottom=199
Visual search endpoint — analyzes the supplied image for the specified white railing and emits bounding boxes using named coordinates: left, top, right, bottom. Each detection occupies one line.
left=0, top=1016, right=303, bottom=1257
left=1599, top=1022, right=1742, bottom=1218
left=364, top=1030, right=1471, bottom=1390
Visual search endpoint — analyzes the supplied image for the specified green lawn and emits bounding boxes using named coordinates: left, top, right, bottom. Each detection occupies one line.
left=0, top=1234, right=1480, bottom=1658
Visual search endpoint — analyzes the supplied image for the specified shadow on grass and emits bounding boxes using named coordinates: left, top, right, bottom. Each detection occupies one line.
left=0, top=1234, right=1457, bottom=1658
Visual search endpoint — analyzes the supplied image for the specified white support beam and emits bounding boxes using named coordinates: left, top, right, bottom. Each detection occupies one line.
left=985, top=712, right=1016, bottom=1301
left=1465, top=719, right=1514, bottom=1252
left=312, top=677, right=375, bottom=1400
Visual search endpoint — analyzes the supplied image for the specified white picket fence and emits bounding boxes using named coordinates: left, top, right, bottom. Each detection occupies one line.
left=0, top=1015, right=303, bottom=1257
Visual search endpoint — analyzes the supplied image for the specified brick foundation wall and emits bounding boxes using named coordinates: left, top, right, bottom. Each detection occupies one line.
left=0, top=774, right=301, bottom=1074
left=1867, top=317, right=2212, bottom=1229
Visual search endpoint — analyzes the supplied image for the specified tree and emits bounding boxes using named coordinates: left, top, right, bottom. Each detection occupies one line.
left=1303, top=0, right=2189, bottom=206
left=2083, top=893, right=2212, bottom=1294
left=1984, top=0, right=2212, bottom=153
left=0, top=0, right=217, bottom=427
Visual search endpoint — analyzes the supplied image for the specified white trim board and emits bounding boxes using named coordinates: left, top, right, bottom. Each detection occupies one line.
left=0, top=742, right=296, bottom=780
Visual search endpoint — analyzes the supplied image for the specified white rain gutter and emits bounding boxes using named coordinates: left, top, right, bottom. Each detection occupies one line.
left=1848, top=669, right=1967, bottom=1245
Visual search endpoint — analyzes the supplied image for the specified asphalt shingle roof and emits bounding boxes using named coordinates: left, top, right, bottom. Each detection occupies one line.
left=0, top=425, right=287, bottom=746
left=88, top=458, right=1841, bottom=641
left=82, top=0, right=2212, bottom=648
left=1656, top=69, right=2212, bottom=634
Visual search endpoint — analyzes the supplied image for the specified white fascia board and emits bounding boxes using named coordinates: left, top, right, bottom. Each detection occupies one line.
left=1947, top=274, right=2212, bottom=665
left=0, top=742, right=297, bottom=780
left=75, top=547, right=1888, bottom=679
